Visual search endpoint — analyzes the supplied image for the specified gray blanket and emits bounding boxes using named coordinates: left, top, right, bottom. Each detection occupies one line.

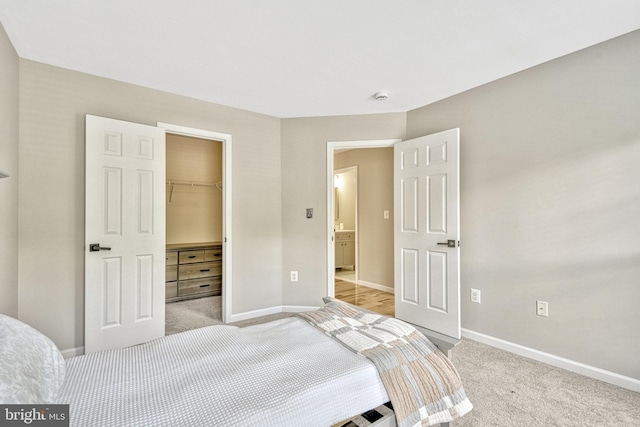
left=298, top=302, right=473, bottom=427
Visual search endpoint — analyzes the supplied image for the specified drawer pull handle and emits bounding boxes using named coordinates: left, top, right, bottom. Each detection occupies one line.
left=188, top=255, right=197, bottom=259
left=200, top=269, right=211, bottom=272
left=199, top=284, right=210, bottom=288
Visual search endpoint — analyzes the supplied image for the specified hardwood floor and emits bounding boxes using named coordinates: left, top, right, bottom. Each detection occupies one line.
left=334, top=279, right=395, bottom=317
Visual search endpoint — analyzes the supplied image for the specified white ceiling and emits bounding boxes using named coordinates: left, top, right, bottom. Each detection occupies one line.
left=1, top=1, right=639, bottom=118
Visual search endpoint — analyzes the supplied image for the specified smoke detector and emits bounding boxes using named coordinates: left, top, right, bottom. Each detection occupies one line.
left=374, top=91, right=389, bottom=101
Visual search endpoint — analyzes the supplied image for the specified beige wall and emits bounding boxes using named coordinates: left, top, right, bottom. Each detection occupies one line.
left=166, top=134, right=223, bottom=244
left=281, top=114, right=406, bottom=307
left=335, top=148, right=394, bottom=289
left=407, top=30, right=640, bottom=379
left=18, top=60, right=282, bottom=351
left=0, top=22, right=19, bottom=317
left=6, top=25, right=638, bottom=382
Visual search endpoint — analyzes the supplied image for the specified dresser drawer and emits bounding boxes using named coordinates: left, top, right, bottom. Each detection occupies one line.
left=335, top=232, right=354, bottom=241
left=166, top=243, right=223, bottom=302
left=178, top=277, right=221, bottom=297
left=166, top=265, right=178, bottom=282
left=205, top=247, right=222, bottom=261
left=178, top=261, right=221, bottom=280
left=166, top=282, right=178, bottom=299
left=166, top=251, right=178, bottom=266
left=179, top=250, right=205, bottom=264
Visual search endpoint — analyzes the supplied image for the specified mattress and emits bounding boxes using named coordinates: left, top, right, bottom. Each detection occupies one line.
left=57, top=317, right=389, bottom=427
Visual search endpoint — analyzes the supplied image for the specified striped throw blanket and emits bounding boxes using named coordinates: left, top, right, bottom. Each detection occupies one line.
left=297, top=302, right=472, bottom=427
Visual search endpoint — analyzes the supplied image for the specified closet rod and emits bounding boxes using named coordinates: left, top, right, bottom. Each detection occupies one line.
left=166, top=180, right=219, bottom=188
left=166, top=180, right=222, bottom=204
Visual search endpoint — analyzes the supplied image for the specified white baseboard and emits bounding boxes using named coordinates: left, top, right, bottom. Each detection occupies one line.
left=462, top=328, right=640, bottom=393
left=357, top=280, right=395, bottom=294
left=229, top=304, right=320, bottom=323
left=60, top=346, right=84, bottom=359
left=282, top=305, right=320, bottom=313
left=228, top=305, right=283, bottom=323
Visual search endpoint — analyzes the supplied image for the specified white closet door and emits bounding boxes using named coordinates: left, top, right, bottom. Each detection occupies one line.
left=85, top=114, right=166, bottom=353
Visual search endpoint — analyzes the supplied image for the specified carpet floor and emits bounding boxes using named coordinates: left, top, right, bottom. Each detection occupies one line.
left=452, top=338, right=640, bottom=426
left=165, top=296, right=223, bottom=335
left=165, top=296, right=293, bottom=334
left=165, top=297, right=640, bottom=426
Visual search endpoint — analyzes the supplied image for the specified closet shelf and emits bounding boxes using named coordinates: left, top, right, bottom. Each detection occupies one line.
left=167, top=180, right=222, bottom=203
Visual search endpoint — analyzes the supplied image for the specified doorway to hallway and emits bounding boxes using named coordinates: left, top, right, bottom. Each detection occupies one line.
left=334, top=278, right=394, bottom=317
left=327, top=139, right=399, bottom=316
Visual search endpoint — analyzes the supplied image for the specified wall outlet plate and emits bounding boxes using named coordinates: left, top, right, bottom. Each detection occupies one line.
left=536, top=300, right=549, bottom=317
left=290, top=271, right=299, bottom=282
left=471, top=288, right=481, bottom=303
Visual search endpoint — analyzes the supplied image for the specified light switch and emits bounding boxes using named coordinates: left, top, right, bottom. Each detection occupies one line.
left=383, top=210, right=389, bottom=219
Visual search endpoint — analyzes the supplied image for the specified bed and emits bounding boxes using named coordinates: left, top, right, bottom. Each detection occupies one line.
left=0, top=300, right=472, bottom=427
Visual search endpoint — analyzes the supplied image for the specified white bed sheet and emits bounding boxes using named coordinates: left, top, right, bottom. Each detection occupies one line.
left=57, top=317, right=389, bottom=427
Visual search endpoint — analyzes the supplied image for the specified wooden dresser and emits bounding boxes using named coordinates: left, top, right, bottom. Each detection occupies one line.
left=166, top=242, right=222, bottom=302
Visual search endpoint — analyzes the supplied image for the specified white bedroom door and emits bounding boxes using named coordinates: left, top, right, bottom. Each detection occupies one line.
left=85, top=114, right=166, bottom=353
left=394, top=128, right=461, bottom=339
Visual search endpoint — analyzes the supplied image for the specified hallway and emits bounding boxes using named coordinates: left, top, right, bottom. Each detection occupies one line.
left=334, top=279, right=394, bottom=317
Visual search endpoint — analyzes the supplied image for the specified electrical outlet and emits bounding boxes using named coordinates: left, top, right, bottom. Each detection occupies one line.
left=290, top=271, right=298, bottom=282
left=536, top=300, right=549, bottom=317
left=470, top=288, right=481, bottom=303
left=383, top=210, right=390, bottom=219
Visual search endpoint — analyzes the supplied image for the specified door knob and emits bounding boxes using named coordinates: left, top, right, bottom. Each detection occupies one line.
left=437, top=240, right=458, bottom=248
left=89, top=243, right=111, bottom=252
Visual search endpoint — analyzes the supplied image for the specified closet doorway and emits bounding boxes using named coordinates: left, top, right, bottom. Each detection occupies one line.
left=159, top=122, right=232, bottom=324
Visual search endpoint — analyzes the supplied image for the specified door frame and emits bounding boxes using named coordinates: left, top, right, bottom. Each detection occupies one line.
left=157, top=122, right=233, bottom=323
left=326, top=139, right=401, bottom=297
